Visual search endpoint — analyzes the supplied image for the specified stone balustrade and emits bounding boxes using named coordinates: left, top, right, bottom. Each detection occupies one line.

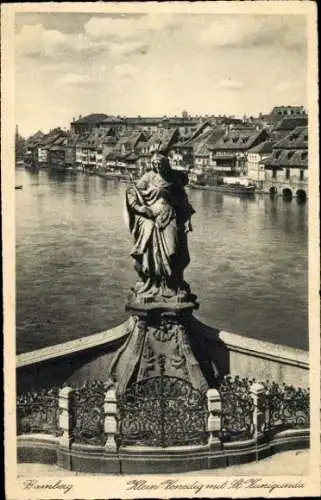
left=17, top=376, right=309, bottom=446
left=16, top=374, right=310, bottom=473
left=104, top=389, right=118, bottom=452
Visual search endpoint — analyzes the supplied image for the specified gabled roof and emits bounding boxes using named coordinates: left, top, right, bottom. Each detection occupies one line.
left=26, top=130, right=46, bottom=147
left=146, top=128, right=179, bottom=150
left=205, top=128, right=227, bottom=148
left=274, top=126, right=308, bottom=149
left=210, top=129, right=267, bottom=151
left=272, top=117, right=308, bottom=132
left=180, top=121, right=211, bottom=143
left=265, top=149, right=308, bottom=167
left=248, top=140, right=275, bottom=154
left=39, top=129, right=67, bottom=148
left=27, top=130, right=45, bottom=141
left=73, top=128, right=115, bottom=148
left=115, top=132, right=146, bottom=149
left=182, top=127, right=225, bottom=151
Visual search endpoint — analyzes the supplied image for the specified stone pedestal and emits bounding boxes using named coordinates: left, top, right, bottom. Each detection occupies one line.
left=107, top=292, right=219, bottom=448
left=109, top=293, right=214, bottom=395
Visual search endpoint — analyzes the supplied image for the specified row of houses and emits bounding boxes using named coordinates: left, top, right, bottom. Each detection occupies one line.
left=70, top=113, right=201, bottom=140
left=23, top=107, right=308, bottom=198
left=259, top=126, right=308, bottom=198
left=176, top=114, right=308, bottom=198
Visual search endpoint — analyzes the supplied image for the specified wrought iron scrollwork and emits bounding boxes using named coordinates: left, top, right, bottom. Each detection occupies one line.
left=219, top=375, right=255, bottom=442
left=72, top=380, right=109, bottom=446
left=118, top=375, right=208, bottom=447
left=17, top=387, right=61, bottom=436
left=259, top=381, right=309, bottom=432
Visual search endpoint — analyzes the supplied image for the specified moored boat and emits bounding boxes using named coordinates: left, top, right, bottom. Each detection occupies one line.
left=188, top=182, right=256, bottom=195
left=15, top=185, right=23, bottom=190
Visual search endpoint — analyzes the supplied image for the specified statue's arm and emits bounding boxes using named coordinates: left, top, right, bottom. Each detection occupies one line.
left=126, top=184, right=154, bottom=219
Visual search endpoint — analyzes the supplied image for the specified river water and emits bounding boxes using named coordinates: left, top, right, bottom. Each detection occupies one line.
left=15, top=168, right=308, bottom=354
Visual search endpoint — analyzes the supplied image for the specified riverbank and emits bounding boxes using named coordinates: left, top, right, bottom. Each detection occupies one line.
left=16, top=168, right=308, bottom=352
left=21, top=163, right=307, bottom=201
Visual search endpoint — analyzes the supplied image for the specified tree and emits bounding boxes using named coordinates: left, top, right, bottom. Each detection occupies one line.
left=15, top=126, right=26, bottom=162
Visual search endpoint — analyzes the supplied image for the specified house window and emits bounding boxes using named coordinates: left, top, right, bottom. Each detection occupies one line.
left=300, top=170, right=304, bottom=181
left=285, top=168, right=290, bottom=179
left=272, top=169, right=277, bottom=179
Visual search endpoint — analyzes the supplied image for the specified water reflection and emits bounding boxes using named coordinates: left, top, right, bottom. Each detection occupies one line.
left=46, top=167, right=68, bottom=183
left=15, top=168, right=308, bottom=353
left=26, top=168, right=40, bottom=182
left=213, top=193, right=224, bottom=210
left=297, top=205, right=307, bottom=232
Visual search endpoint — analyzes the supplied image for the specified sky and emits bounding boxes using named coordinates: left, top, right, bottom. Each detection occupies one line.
left=15, top=12, right=308, bottom=137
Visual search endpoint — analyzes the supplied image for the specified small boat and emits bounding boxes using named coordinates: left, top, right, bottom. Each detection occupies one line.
left=188, top=182, right=256, bottom=195
left=15, top=185, right=23, bottom=190
left=96, top=171, right=122, bottom=180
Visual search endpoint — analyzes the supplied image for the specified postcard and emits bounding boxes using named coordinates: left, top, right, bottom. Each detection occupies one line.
left=3, top=1, right=320, bottom=498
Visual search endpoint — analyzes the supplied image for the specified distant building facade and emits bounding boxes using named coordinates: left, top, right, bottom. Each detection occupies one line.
left=70, top=114, right=200, bottom=139
left=264, top=106, right=307, bottom=125
left=246, top=140, right=274, bottom=190
left=264, top=126, right=308, bottom=199
left=209, top=128, right=269, bottom=178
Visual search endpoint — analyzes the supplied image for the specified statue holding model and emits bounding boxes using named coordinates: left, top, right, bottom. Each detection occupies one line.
left=125, top=152, right=195, bottom=302
left=108, top=152, right=214, bottom=399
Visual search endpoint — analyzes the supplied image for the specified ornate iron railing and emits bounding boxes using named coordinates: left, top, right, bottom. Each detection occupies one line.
left=16, top=376, right=309, bottom=447
left=118, top=375, right=208, bottom=447
left=219, top=375, right=255, bottom=442
left=71, top=380, right=108, bottom=446
left=17, top=387, right=61, bottom=436
left=259, top=381, right=310, bottom=432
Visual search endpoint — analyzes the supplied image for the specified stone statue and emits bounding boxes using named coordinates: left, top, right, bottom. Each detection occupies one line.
left=125, top=153, right=195, bottom=301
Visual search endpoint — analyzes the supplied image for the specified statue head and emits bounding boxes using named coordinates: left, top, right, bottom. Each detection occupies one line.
left=151, top=153, right=171, bottom=174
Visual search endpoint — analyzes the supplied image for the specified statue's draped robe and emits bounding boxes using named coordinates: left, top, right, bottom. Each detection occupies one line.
left=125, top=168, right=194, bottom=296
left=109, top=167, right=219, bottom=395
